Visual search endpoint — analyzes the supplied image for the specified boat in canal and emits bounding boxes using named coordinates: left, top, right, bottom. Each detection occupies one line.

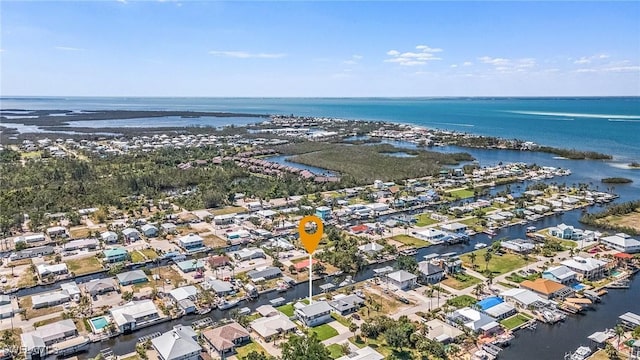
left=564, top=346, right=592, bottom=360
left=474, top=242, right=488, bottom=250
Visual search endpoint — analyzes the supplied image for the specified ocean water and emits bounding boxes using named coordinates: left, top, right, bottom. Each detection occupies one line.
left=1, top=97, right=639, bottom=161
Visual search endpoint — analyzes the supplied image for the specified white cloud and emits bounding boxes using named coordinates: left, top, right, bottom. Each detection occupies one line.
left=116, top=0, right=127, bottom=4
left=343, top=54, right=363, bottom=65
left=450, top=64, right=458, bottom=68
left=478, top=56, right=510, bottom=66
left=478, top=56, right=537, bottom=73
left=385, top=44, right=443, bottom=66
left=574, top=53, right=610, bottom=64
left=463, top=61, right=473, bottom=66
left=55, top=46, right=84, bottom=51
left=209, top=50, right=285, bottom=59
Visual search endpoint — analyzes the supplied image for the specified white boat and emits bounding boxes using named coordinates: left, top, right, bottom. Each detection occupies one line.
left=564, top=346, right=592, bottom=360
left=474, top=243, right=487, bottom=250
left=218, top=299, right=239, bottom=310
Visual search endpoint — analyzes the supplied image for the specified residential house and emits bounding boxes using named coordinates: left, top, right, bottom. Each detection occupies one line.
left=116, top=270, right=148, bottom=286
left=10, top=245, right=54, bottom=261
left=169, top=286, right=199, bottom=302
left=63, top=238, right=99, bottom=251
left=619, top=312, right=640, bottom=330
left=630, top=340, right=640, bottom=360
left=329, top=294, right=365, bottom=315
left=542, top=266, right=578, bottom=285
left=600, top=234, right=640, bottom=254
left=247, top=267, right=282, bottom=282
left=101, top=231, right=119, bottom=244
left=548, top=223, right=583, bottom=240
left=213, top=214, right=236, bottom=225
left=208, top=255, right=229, bottom=269
left=295, top=301, right=333, bottom=327
left=161, top=223, right=178, bottom=234
left=16, top=233, right=46, bottom=244
left=46, top=226, right=68, bottom=238
left=250, top=314, right=297, bottom=342
left=83, top=278, right=117, bottom=296
left=233, top=247, right=265, bottom=261
left=561, top=256, right=608, bottom=281
left=178, top=234, right=205, bottom=253
left=476, top=297, right=517, bottom=320
left=500, top=239, right=536, bottom=254
left=176, top=260, right=205, bottom=273
left=446, top=307, right=501, bottom=334
left=31, top=291, right=70, bottom=309
left=21, top=319, right=79, bottom=360
left=417, top=261, right=445, bottom=284
left=423, top=319, right=464, bottom=344
left=358, top=242, right=385, bottom=255
left=202, top=322, right=250, bottom=356
left=122, top=228, right=141, bottom=241
left=140, top=224, right=158, bottom=237
left=500, top=288, right=551, bottom=310
left=315, top=206, right=332, bottom=220
left=103, top=247, right=128, bottom=263
left=36, top=263, right=68, bottom=278
left=110, top=300, right=161, bottom=333
left=151, top=325, right=201, bottom=360
left=440, top=222, right=467, bottom=233
left=386, top=270, right=418, bottom=290
left=520, top=278, right=574, bottom=300
left=203, top=278, right=234, bottom=296
left=414, top=228, right=449, bottom=244
left=336, top=346, right=384, bottom=360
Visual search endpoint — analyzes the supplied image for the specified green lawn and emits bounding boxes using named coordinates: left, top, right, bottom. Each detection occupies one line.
left=140, top=248, right=159, bottom=259
left=235, top=341, right=268, bottom=359
left=505, top=272, right=541, bottom=283
left=245, top=313, right=262, bottom=322
left=65, top=257, right=104, bottom=275
left=441, top=273, right=482, bottom=290
left=130, top=251, right=146, bottom=263
left=448, top=188, right=475, bottom=199
left=211, top=206, right=246, bottom=215
left=327, top=344, right=346, bottom=359
left=309, top=323, right=339, bottom=341
left=446, top=295, right=478, bottom=309
left=415, top=214, right=440, bottom=227
left=500, top=313, right=532, bottom=330
left=459, top=217, right=485, bottom=232
left=331, top=312, right=352, bottom=328
left=276, top=304, right=295, bottom=317
left=460, top=248, right=535, bottom=275
left=389, top=234, right=430, bottom=248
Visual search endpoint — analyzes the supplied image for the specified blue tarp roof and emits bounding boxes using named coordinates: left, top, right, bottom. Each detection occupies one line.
left=477, top=296, right=504, bottom=310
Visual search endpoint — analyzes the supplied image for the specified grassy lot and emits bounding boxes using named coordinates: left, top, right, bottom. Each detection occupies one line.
left=500, top=313, right=532, bottom=330
left=211, top=206, right=247, bottom=216
left=65, top=257, right=103, bottom=275
left=156, top=267, right=185, bottom=287
left=140, top=248, right=158, bottom=259
left=69, top=226, right=92, bottom=239
left=327, top=343, right=346, bottom=359
left=10, top=258, right=32, bottom=267
left=415, top=214, right=440, bottom=227
left=441, top=273, right=482, bottom=290
left=234, top=341, right=268, bottom=359
left=505, top=272, right=541, bottom=283
left=331, top=312, right=352, bottom=328
left=459, top=217, right=486, bottom=232
left=17, top=266, right=37, bottom=287
left=130, top=251, right=146, bottom=263
left=349, top=336, right=413, bottom=359
left=389, top=235, right=430, bottom=248
left=21, top=151, right=42, bottom=159
left=19, top=297, right=63, bottom=320
left=276, top=304, right=295, bottom=317
left=599, top=210, right=640, bottom=233
left=34, top=315, right=63, bottom=327
left=309, top=323, right=339, bottom=341
left=446, top=295, right=478, bottom=309
left=202, top=234, right=228, bottom=248
left=245, top=313, right=262, bottom=322
left=461, top=248, right=535, bottom=275
left=448, top=188, right=475, bottom=199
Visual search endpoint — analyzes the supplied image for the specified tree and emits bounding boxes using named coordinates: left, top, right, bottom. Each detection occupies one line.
left=614, top=324, right=625, bottom=350
left=281, top=333, right=330, bottom=360
left=396, top=255, right=418, bottom=274
left=605, top=342, right=619, bottom=360
left=484, top=251, right=493, bottom=272
left=244, top=351, right=275, bottom=360
left=349, top=322, right=359, bottom=334
left=469, top=252, right=477, bottom=269
left=15, top=242, right=27, bottom=251
left=473, top=283, right=485, bottom=297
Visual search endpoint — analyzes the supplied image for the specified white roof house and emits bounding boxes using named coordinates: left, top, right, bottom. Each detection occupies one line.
left=336, top=346, right=384, bottom=360
left=101, top=231, right=118, bottom=242
left=36, top=263, right=68, bottom=277
left=447, top=307, right=500, bottom=333
left=169, top=286, right=199, bottom=302
left=250, top=314, right=297, bottom=340
left=414, top=228, right=448, bottom=243
left=21, top=319, right=78, bottom=350
left=358, top=242, right=385, bottom=253
left=423, top=319, right=464, bottom=343
left=600, top=234, right=640, bottom=254
left=543, top=265, right=578, bottom=285
left=500, top=288, right=550, bottom=309
left=151, top=325, right=201, bottom=360
left=110, top=300, right=160, bottom=331
left=386, top=270, right=418, bottom=290
left=561, top=256, right=608, bottom=280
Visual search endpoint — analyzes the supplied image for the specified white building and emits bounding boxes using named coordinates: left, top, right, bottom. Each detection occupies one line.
left=151, top=325, right=201, bottom=360
left=36, top=263, right=68, bottom=278
left=110, top=300, right=161, bottom=332
left=386, top=270, right=418, bottom=290
left=600, top=233, right=640, bottom=254
left=561, top=256, right=609, bottom=281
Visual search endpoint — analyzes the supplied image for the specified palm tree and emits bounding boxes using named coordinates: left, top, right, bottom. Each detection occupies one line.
left=469, top=252, right=477, bottom=269
left=474, top=283, right=485, bottom=297
left=484, top=251, right=493, bottom=272
left=614, top=324, right=625, bottom=350
left=486, top=272, right=495, bottom=285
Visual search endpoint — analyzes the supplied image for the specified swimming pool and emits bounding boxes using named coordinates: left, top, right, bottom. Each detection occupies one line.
left=90, top=316, right=109, bottom=331
left=572, top=283, right=586, bottom=291
left=611, top=270, right=622, bottom=277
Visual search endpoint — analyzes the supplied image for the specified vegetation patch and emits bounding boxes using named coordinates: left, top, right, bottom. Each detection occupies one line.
left=211, top=206, right=247, bottom=215
left=140, top=248, right=158, bottom=259
left=446, top=295, right=477, bottom=309
left=327, top=343, right=346, bottom=359
left=202, top=234, right=228, bottom=248
left=447, top=188, right=475, bottom=199
left=461, top=248, right=534, bottom=275
left=65, top=256, right=104, bottom=275
left=130, top=251, right=146, bottom=263
left=19, top=297, right=62, bottom=320
left=500, top=313, right=532, bottom=330
left=309, top=323, right=339, bottom=341
left=389, top=235, right=430, bottom=248
left=580, top=200, right=640, bottom=235
left=414, top=214, right=440, bottom=227
left=601, top=177, right=632, bottom=184
left=441, top=273, right=482, bottom=290
left=276, top=303, right=295, bottom=317
left=235, top=341, right=269, bottom=360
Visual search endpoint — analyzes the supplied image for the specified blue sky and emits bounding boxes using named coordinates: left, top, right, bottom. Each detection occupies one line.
left=1, top=1, right=639, bottom=97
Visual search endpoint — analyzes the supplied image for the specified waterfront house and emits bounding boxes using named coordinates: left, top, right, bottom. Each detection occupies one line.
left=542, top=265, right=578, bottom=285
left=247, top=266, right=282, bottom=282
left=499, top=288, right=551, bottom=310
left=122, top=228, right=141, bottom=241
left=21, top=319, right=79, bottom=360
left=520, top=278, right=574, bottom=300
left=446, top=307, right=501, bottom=334
left=423, top=319, right=464, bottom=344
left=83, top=278, right=117, bottom=296
left=386, top=270, right=418, bottom=290
left=226, top=230, right=251, bottom=243
left=169, top=285, right=199, bottom=302
left=233, top=247, right=265, bottom=261
left=548, top=223, right=583, bottom=240
left=631, top=340, right=640, bottom=360
left=36, top=263, right=68, bottom=278
left=63, top=238, right=99, bottom=251
left=619, top=312, right=640, bottom=330
left=600, top=233, right=640, bottom=254
left=203, top=277, right=234, bottom=296
left=213, top=214, right=236, bottom=225
left=336, top=346, right=384, bottom=360
left=16, top=233, right=46, bottom=244
left=151, top=325, right=201, bottom=360
left=250, top=314, right=297, bottom=342
left=161, top=223, right=177, bottom=234
left=31, top=291, right=70, bottom=309
left=500, top=239, right=536, bottom=254
left=561, top=256, right=608, bottom=281
left=315, top=206, right=332, bottom=220
left=103, top=247, right=128, bottom=263
left=110, top=300, right=161, bottom=333
left=10, top=245, right=54, bottom=261
left=414, top=228, right=449, bottom=244
left=176, top=259, right=205, bottom=273
left=208, top=255, right=230, bottom=268
left=417, top=261, right=445, bottom=284
left=440, top=222, right=468, bottom=233
left=46, top=226, right=68, bottom=238
left=202, top=322, right=250, bottom=356
left=140, top=224, right=158, bottom=237
left=178, top=233, right=205, bottom=253
left=358, top=242, right=385, bottom=255
left=116, top=270, right=148, bottom=286
left=295, top=301, right=333, bottom=327
left=101, top=231, right=119, bottom=244
left=476, top=297, right=517, bottom=320
left=329, top=294, right=365, bottom=315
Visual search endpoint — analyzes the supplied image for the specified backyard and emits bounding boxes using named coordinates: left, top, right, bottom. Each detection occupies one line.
left=441, top=273, right=482, bottom=290
left=500, top=313, right=532, bottom=330
left=211, top=206, right=247, bottom=216
left=19, top=297, right=63, bottom=320
left=415, top=214, right=440, bottom=227
left=447, top=188, right=475, bottom=200
left=65, top=256, right=104, bottom=275
left=446, top=295, right=478, bottom=309
left=235, top=341, right=269, bottom=359
left=461, top=248, right=535, bottom=275
left=327, top=343, right=346, bottom=359
left=389, top=234, right=430, bottom=248
left=309, top=323, right=339, bottom=341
